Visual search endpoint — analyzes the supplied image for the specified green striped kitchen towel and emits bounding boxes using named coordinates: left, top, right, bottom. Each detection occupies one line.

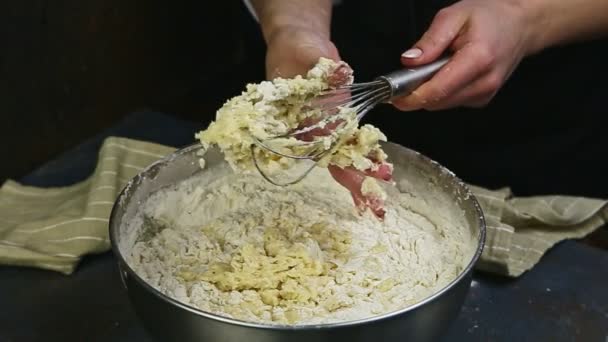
left=0, top=136, right=606, bottom=276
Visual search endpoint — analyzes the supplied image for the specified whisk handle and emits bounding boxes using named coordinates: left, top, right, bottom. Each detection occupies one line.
left=377, top=55, right=450, bottom=99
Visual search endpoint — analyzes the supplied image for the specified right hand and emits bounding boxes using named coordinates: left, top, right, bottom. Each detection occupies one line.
left=265, top=26, right=341, bottom=80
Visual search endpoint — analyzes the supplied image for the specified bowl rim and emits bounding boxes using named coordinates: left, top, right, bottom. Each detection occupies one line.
left=109, top=142, right=486, bottom=330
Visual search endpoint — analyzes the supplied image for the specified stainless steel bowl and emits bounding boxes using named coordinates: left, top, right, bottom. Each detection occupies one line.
left=109, top=142, right=485, bottom=342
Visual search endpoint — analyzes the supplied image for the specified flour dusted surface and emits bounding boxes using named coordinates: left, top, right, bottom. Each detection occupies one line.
left=129, top=165, right=469, bottom=325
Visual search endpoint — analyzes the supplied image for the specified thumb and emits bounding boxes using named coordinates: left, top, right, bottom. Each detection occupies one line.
left=267, top=38, right=340, bottom=80
left=298, top=39, right=341, bottom=68
left=401, top=8, right=467, bottom=66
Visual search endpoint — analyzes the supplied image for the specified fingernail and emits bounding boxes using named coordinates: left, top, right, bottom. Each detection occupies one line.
left=401, top=48, right=422, bottom=58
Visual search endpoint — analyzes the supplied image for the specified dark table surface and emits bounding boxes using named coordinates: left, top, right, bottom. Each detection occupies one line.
left=1, top=112, right=607, bottom=342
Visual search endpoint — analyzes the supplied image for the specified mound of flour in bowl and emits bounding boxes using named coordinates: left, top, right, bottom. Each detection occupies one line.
left=128, top=163, right=471, bottom=325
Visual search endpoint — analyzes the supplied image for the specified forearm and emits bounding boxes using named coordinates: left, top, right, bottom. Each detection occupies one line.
left=524, top=0, right=608, bottom=54
left=250, top=0, right=333, bottom=43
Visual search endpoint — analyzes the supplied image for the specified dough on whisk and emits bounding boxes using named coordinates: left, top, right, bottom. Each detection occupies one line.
left=195, top=58, right=390, bottom=177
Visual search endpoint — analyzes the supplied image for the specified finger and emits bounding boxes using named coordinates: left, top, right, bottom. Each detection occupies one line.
left=364, top=162, right=393, bottom=181
left=466, top=95, right=494, bottom=108
left=401, top=6, right=468, bottom=66
left=328, top=165, right=386, bottom=219
left=422, top=72, right=502, bottom=110
left=392, top=43, right=492, bottom=111
left=424, top=90, right=492, bottom=111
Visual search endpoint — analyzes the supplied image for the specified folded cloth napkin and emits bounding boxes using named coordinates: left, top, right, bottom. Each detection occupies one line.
left=0, top=137, right=606, bottom=276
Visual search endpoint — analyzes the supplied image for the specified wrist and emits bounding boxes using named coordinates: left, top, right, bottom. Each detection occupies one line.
left=497, top=0, right=550, bottom=56
left=516, top=0, right=603, bottom=55
left=251, top=0, right=332, bottom=44
left=263, top=21, right=330, bottom=46
left=516, top=0, right=553, bottom=55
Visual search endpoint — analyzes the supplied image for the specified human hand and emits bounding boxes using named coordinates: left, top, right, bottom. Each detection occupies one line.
left=265, top=26, right=341, bottom=80
left=393, top=0, right=536, bottom=111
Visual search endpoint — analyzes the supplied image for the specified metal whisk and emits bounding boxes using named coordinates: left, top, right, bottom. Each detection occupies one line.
left=251, top=56, right=450, bottom=186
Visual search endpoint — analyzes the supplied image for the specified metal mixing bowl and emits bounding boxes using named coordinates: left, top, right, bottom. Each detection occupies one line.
left=109, top=142, right=485, bottom=342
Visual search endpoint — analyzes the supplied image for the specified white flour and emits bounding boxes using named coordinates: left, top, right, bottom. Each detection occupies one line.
left=128, top=163, right=472, bottom=325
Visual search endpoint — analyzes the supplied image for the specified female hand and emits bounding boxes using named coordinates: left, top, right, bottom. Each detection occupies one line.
left=393, top=0, right=537, bottom=111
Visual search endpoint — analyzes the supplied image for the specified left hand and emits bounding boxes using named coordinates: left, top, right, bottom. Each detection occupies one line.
left=393, top=0, right=536, bottom=111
